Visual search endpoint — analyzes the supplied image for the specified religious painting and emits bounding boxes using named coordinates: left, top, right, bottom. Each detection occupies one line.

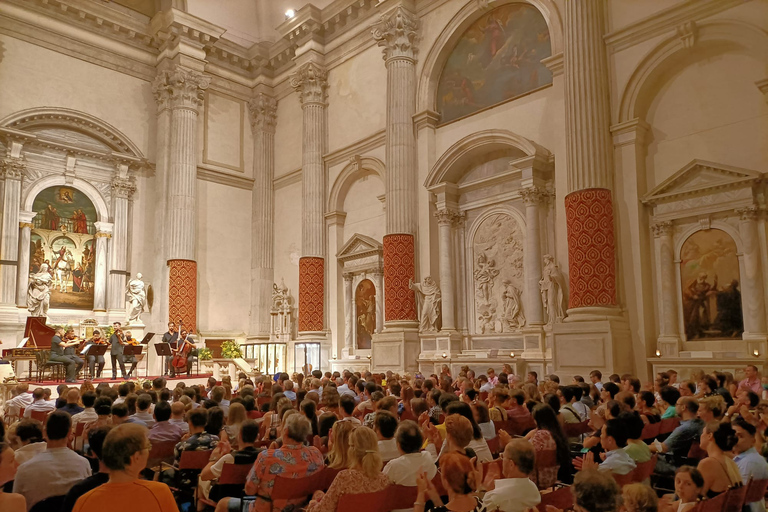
left=30, top=186, right=97, bottom=310
left=472, top=212, right=525, bottom=334
left=680, top=229, right=743, bottom=340
left=355, top=279, right=376, bottom=349
left=436, top=3, right=552, bottom=124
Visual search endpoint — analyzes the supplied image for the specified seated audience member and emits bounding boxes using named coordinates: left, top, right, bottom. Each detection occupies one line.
left=524, top=403, right=570, bottom=486
left=23, top=388, right=55, bottom=418
left=72, top=424, right=178, bottom=512
left=199, top=420, right=262, bottom=502
left=572, top=469, right=620, bottom=512
left=127, top=394, right=155, bottom=427
left=14, top=411, right=92, bottom=510
left=7, top=383, right=33, bottom=416
left=726, top=388, right=760, bottom=420
left=0, top=441, right=25, bottom=512
left=383, top=420, right=438, bottom=489
left=61, top=389, right=85, bottom=416
left=661, top=466, right=704, bottom=512
left=148, top=401, right=183, bottom=443
left=71, top=391, right=98, bottom=428
left=283, top=380, right=297, bottom=401
left=621, top=412, right=652, bottom=463
left=698, top=422, right=742, bottom=496
left=679, top=380, right=697, bottom=398
left=300, top=399, right=320, bottom=437
left=621, top=483, right=658, bottom=512
left=651, top=398, right=704, bottom=464
left=473, top=402, right=496, bottom=440
left=638, top=391, right=660, bottom=423
left=215, top=415, right=323, bottom=512
left=489, top=388, right=509, bottom=421
left=169, top=402, right=190, bottom=433
left=575, top=419, right=636, bottom=475
left=482, top=439, right=541, bottom=512
left=306, top=427, right=389, bottom=512
left=506, top=389, right=533, bottom=422
left=731, top=417, right=768, bottom=512
left=579, top=382, right=596, bottom=409
left=61, top=426, right=112, bottom=512
left=327, top=419, right=356, bottom=469
left=697, top=395, right=725, bottom=423
left=427, top=389, right=443, bottom=422
left=175, top=409, right=218, bottom=463
left=338, top=394, right=362, bottom=425
left=221, top=402, right=248, bottom=448
left=374, top=410, right=400, bottom=462
left=10, top=419, right=46, bottom=465
left=415, top=452, right=485, bottom=512
left=659, top=386, right=682, bottom=419
left=425, top=414, right=477, bottom=462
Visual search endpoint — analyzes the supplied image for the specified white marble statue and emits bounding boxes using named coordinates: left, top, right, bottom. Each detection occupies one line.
left=27, top=263, right=52, bottom=317
left=409, top=276, right=441, bottom=332
left=473, top=252, right=499, bottom=306
left=125, top=273, right=147, bottom=323
left=501, top=280, right=525, bottom=330
left=539, top=254, right=568, bottom=325
left=272, top=278, right=290, bottom=310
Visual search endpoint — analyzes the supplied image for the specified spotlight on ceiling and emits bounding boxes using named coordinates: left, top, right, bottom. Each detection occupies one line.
left=285, top=9, right=296, bottom=19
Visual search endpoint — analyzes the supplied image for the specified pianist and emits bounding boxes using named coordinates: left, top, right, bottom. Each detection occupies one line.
left=50, top=328, right=82, bottom=383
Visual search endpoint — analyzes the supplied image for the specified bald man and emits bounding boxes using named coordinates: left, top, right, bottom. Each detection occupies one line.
left=60, top=389, right=85, bottom=416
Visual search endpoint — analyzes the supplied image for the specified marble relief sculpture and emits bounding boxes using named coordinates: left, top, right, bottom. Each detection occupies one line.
left=540, top=254, right=568, bottom=325
left=125, top=273, right=147, bottom=323
left=501, top=280, right=525, bottom=330
left=27, top=263, right=52, bottom=317
left=473, top=252, right=499, bottom=306
left=409, top=276, right=441, bottom=332
left=270, top=279, right=293, bottom=341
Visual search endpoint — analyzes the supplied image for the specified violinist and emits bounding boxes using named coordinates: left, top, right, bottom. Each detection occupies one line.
left=109, top=321, right=127, bottom=380
left=162, top=321, right=179, bottom=377
left=123, top=330, right=139, bottom=378
left=85, top=329, right=107, bottom=379
left=171, top=329, right=196, bottom=377
left=62, top=328, right=85, bottom=379
left=52, top=327, right=83, bottom=383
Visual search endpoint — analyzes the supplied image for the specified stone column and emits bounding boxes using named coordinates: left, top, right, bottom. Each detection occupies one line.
left=651, top=221, right=680, bottom=353
left=248, top=94, right=278, bottom=338
left=373, top=5, right=420, bottom=327
left=435, top=209, right=457, bottom=331
left=521, top=187, right=545, bottom=326
left=0, top=156, right=24, bottom=305
left=373, top=269, right=384, bottom=334
left=108, top=173, right=136, bottom=312
left=93, top=222, right=113, bottom=312
left=343, top=273, right=354, bottom=356
left=16, top=211, right=35, bottom=307
left=737, top=207, right=768, bottom=340
left=563, top=0, right=619, bottom=317
left=290, top=62, right=328, bottom=335
left=153, top=67, right=210, bottom=331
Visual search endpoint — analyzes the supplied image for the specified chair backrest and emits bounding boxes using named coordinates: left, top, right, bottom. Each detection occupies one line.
left=744, top=478, right=768, bottom=503
left=687, top=442, right=707, bottom=461
left=257, top=396, right=271, bottom=407
left=538, top=486, right=573, bottom=512
left=218, top=463, right=253, bottom=485
left=641, top=422, right=661, bottom=442
left=723, top=484, right=748, bottom=512
left=612, top=471, right=634, bottom=487
left=178, top=449, right=213, bottom=470
left=30, top=410, right=49, bottom=422
left=659, top=418, right=681, bottom=435
left=146, top=439, right=178, bottom=468
left=699, top=492, right=727, bottom=512
left=563, top=420, right=592, bottom=438
left=271, top=468, right=328, bottom=503
left=386, top=485, right=419, bottom=511
left=487, top=436, right=500, bottom=456
left=29, top=495, right=66, bottom=512
left=338, top=488, right=391, bottom=512
left=632, top=454, right=658, bottom=482
left=482, top=459, right=503, bottom=478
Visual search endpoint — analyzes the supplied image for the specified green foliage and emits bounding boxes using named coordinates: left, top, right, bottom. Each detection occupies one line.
left=197, top=347, right=212, bottom=360
left=221, top=340, right=242, bottom=359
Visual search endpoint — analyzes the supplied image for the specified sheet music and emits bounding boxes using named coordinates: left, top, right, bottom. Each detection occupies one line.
left=81, top=343, right=92, bottom=355
left=18, top=338, right=29, bottom=347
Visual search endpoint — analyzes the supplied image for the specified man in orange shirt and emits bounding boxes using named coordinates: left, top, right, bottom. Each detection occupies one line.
left=73, top=423, right=178, bottom=512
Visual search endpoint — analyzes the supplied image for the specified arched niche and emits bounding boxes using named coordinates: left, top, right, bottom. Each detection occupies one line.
left=23, top=176, right=109, bottom=222
left=355, top=279, right=376, bottom=350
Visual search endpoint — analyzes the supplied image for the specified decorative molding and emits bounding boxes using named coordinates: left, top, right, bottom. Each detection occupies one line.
left=651, top=221, right=673, bottom=237
left=413, top=110, right=440, bottom=131
left=0, top=156, right=26, bottom=180
left=111, top=175, right=137, bottom=199
left=290, top=62, right=328, bottom=106
left=248, top=94, right=278, bottom=134
left=434, top=208, right=460, bottom=226
left=736, top=206, right=760, bottom=222
left=676, top=21, right=698, bottom=49
left=197, top=165, right=255, bottom=190
left=519, top=186, right=546, bottom=206
left=371, top=5, right=420, bottom=63
left=610, top=118, right=652, bottom=147
left=541, top=52, right=564, bottom=77
left=324, top=129, right=386, bottom=168
left=757, top=78, right=768, bottom=103
left=153, top=67, right=211, bottom=111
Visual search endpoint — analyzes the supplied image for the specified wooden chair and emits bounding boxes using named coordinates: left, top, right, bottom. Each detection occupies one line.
left=386, top=485, right=419, bottom=511
left=178, top=449, right=213, bottom=470
left=198, top=463, right=254, bottom=507
left=487, top=436, right=500, bottom=456
left=35, top=350, right=65, bottom=383
left=257, top=396, right=272, bottom=407
left=534, top=450, right=560, bottom=490
left=482, top=459, right=503, bottom=478
left=744, top=478, right=768, bottom=505
left=563, top=420, right=593, bottom=438
left=70, top=421, right=87, bottom=451
left=698, top=492, right=727, bottom=512
left=145, top=439, right=178, bottom=471
left=658, top=418, right=680, bottom=436
left=723, top=484, right=748, bottom=512
left=641, top=422, right=661, bottom=442
left=338, top=488, right=391, bottom=512
left=612, top=471, right=635, bottom=487
left=30, top=410, right=49, bottom=422
left=538, top=486, right=573, bottom=512
left=687, top=442, right=707, bottom=461
left=633, top=453, right=658, bottom=483
left=269, top=467, right=329, bottom=511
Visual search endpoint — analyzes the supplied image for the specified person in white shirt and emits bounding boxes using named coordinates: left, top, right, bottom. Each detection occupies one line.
left=383, top=420, right=437, bottom=512
left=338, top=395, right=362, bottom=426
left=590, top=370, right=604, bottom=392
left=478, top=375, right=493, bottom=394
left=23, top=388, right=55, bottom=418
left=7, top=383, right=33, bottom=416
left=10, top=419, right=47, bottom=465
left=374, top=410, right=400, bottom=463
left=13, top=411, right=92, bottom=510
left=71, top=391, right=98, bottom=429
left=575, top=419, right=637, bottom=476
left=482, top=438, right=541, bottom=512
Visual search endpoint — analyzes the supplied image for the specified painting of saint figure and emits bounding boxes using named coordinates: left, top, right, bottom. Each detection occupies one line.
left=355, top=279, right=376, bottom=349
left=436, top=3, right=552, bottom=123
left=680, top=229, right=743, bottom=340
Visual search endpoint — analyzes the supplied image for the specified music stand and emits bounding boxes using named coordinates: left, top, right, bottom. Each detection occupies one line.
left=140, top=333, right=156, bottom=345
left=154, top=343, right=173, bottom=377
left=123, top=345, right=144, bottom=378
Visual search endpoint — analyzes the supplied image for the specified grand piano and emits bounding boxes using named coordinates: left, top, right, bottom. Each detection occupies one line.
left=2, top=317, right=55, bottom=380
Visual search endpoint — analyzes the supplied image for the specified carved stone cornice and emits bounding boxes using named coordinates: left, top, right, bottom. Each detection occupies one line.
left=651, top=221, right=673, bottom=238
left=248, top=94, right=278, bottom=133
left=290, top=62, right=328, bottom=106
left=0, top=157, right=26, bottom=180
left=520, top=186, right=546, bottom=206
left=111, top=176, right=137, bottom=200
left=371, top=6, right=419, bottom=63
left=153, top=67, right=211, bottom=111
left=736, top=206, right=760, bottom=222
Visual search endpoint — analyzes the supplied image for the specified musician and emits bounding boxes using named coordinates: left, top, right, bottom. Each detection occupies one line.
left=172, top=330, right=196, bottom=377
left=49, top=327, right=80, bottom=383
left=108, top=321, right=127, bottom=380
left=123, top=330, right=139, bottom=378
left=63, top=328, right=85, bottom=379
left=162, top=321, right=179, bottom=377
left=85, top=329, right=106, bottom=379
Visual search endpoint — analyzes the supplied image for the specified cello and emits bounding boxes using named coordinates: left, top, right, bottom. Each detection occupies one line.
left=171, top=326, right=191, bottom=372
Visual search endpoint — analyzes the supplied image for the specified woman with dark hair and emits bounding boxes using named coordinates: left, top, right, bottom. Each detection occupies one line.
left=415, top=452, right=485, bottom=512
left=662, top=466, right=704, bottom=512
left=205, top=406, right=225, bottom=439
left=300, top=399, right=319, bottom=436
left=444, top=402, right=493, bottom=462
left=543, top=392, right=565, bottom=431
left=523, top=403, right=571, bottom=486
left=637, top=391, right=660, bottom=423
left=698, top=422, right=742, bottom=496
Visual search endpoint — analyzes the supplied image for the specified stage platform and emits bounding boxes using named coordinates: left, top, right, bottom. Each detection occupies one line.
left=25, top=373, right=211, bottom=388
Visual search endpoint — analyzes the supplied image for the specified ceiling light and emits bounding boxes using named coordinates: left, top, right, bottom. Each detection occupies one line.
left=285, top=9, right=296, bottom=19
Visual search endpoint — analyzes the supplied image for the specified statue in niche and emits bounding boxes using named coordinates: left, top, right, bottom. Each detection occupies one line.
left=28, top=263, right=52, bottom=317
left=125, top=273, right=147, bottom=324
left=272, top=279, right=290, bottom=310
left=409, top=276, right=441, bottom=332
left=539, top=254, right=568, bottom=325
left=478, top=308, right=496, bottom=334
left=501, top=280, right=525, bottom=330
left=473, top=252, right=500, bottom=306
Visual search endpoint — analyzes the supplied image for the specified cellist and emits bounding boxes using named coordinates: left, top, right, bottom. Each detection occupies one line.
left=171, top=329, right=196, bottom=377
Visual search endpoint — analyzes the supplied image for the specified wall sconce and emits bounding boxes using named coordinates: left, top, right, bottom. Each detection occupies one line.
left=510, top=352, right=515, bottom=358
left=441, top=352, right=447, bottom=359
left=367, top=355, right=371, bottom=360
left=655, top=349, right=661, bottom=357
left=285, top=9, right=296, bottom=19
left=331, top=354, right=336, bottom=360
left=754, top=349, right=760, bottom=357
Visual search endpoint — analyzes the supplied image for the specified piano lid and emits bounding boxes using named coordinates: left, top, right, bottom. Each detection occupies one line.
left=24, top=317, right=55, bottom=348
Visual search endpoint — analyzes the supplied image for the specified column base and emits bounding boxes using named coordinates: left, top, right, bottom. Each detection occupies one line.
left=564, top=306, right=624, bottom=323
left=417, top=331, right=462, bottom=360
left=657, top=335, right=681, bottom=357
left=371, top=327, right=420, bottom=373
left=553, top=317, right=631, bottom=378
left=521, top=325, right=547, bottom=359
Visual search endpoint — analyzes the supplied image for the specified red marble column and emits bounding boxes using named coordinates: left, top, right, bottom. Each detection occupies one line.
left=564, top=188, right=617, bottom=308
left=383, top=233, right=417, bottom=322
left=298, top=256, right=325, bottom=332
left=168, top=259, right=197, bottom=331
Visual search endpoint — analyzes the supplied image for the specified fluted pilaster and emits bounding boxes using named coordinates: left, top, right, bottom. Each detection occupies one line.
left=0, top=157, right=24, bottom=304
left=651, top=221, right=679, bottom=341
left=93, top=222, right=112, bottom=312
left=737, top=207, right=767, bottom=339
left=435, top=209, right=458, bottom=331
left=108, top=174, right=136, bottom=311
left=16, top=212, right=35, bottom=307
left=249, top=93, right=278, bottom=336
left=521, top=187, right=545, bottom=325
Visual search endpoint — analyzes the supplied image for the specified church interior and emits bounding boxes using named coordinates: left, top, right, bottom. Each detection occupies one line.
left=0, top=0, right=766, bottom=383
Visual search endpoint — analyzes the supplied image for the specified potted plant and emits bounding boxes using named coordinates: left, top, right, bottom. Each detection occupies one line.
left=197, top=347, right=212, bottom=360
left=221, top=340, right=243, bottom=359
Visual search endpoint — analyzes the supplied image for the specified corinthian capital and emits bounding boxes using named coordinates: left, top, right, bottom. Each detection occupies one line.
left=434, top=208, right=460, bottom=226
left=290, top=62, right=328, bottom=106
left=111, top=176, right=137, bottom=200
left=0, top=156, right=26, bottom=180
left=651, top=221, right=673, bottom=238
left=371, top=6, right=419, bottom=62
left=520, top=186, right=545, bottom=206
left=153, top=67, right=211, bottom=111
left=248, top=94, right=278, bottom=133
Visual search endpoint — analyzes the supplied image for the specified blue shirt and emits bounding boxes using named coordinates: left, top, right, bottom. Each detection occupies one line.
left=599, top=448, right=637, bottom=475
left=665, top=418, right=704, bottom=459
left=734, top=448, right=768, bottom=512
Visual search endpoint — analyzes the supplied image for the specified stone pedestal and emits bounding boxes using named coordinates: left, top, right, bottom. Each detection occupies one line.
left=371, top=328, right=420, bottom=373
left=552, top=318, right=631, bottom=378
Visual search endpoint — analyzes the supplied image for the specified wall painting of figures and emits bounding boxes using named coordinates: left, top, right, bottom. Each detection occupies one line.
left=680, top=229, right=743, bottom=340
left=436, top=3, right=552, bottom=124
left=355, top=279, right=376, bottom=350
left=31, top=186, right=97, bottom=310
